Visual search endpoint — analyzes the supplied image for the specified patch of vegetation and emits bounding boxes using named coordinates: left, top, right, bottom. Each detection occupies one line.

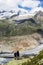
left=22, top=50, right=43, bottom=65
left=6, top=58, right=29, bottom=65
left=0, top=19, right=42, bottom=37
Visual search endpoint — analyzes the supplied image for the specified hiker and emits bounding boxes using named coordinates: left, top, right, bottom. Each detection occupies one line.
left=14, top=50, right=20, bottom=60
left=16, top=50, right=20, bottom=60
left=14, top=52, right=17, bottom=60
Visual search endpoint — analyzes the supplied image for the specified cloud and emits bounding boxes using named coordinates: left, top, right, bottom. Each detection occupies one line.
left=29, top=7, right=43, bottom=15
left=0, top=0, right=40, bottom=10
left=0, top=0, right=21, bottom=11
left=20, top=0, right=40, bottom=8
left=18, top=0, right=42, bottom=15
left=0, top=0, right=43, bottom=15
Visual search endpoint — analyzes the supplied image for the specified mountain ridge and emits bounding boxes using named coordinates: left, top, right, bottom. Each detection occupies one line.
left=0, top=10, right=43, bottom=20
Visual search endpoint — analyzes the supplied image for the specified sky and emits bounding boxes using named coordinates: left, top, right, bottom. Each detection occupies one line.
left=0, top=0, right=43, bottom=14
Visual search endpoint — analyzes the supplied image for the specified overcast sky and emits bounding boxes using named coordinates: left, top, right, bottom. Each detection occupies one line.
left=0, top=0, right=43, bottom=14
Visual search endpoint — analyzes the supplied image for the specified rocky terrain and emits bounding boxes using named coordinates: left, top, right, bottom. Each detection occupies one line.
left=0, top=33, right=43, bottom=52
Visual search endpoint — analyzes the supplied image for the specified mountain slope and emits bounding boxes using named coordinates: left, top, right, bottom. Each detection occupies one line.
left=34, top=10, right=43, bottom=21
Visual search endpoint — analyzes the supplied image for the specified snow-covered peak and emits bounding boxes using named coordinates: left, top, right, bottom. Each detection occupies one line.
left=0, top=7, right=43, bottom=19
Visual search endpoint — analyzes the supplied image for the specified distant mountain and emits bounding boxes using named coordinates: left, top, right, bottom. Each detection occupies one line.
left=0, top=9, right=28, bottom=19
left=0, top=10, right=43, bottom=24
left=9, top=10, right=15, bottom=13
left=0, top=10, right=6, bottom=13
left=33, top=10, right=43, bottom=25
left=0, top=10, right=43, bottom=36
left=0, top=10, right=18, bottom=19
left=10, top=11, right=20, bottom=18
left=34, top=11, right=43, bottom=17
